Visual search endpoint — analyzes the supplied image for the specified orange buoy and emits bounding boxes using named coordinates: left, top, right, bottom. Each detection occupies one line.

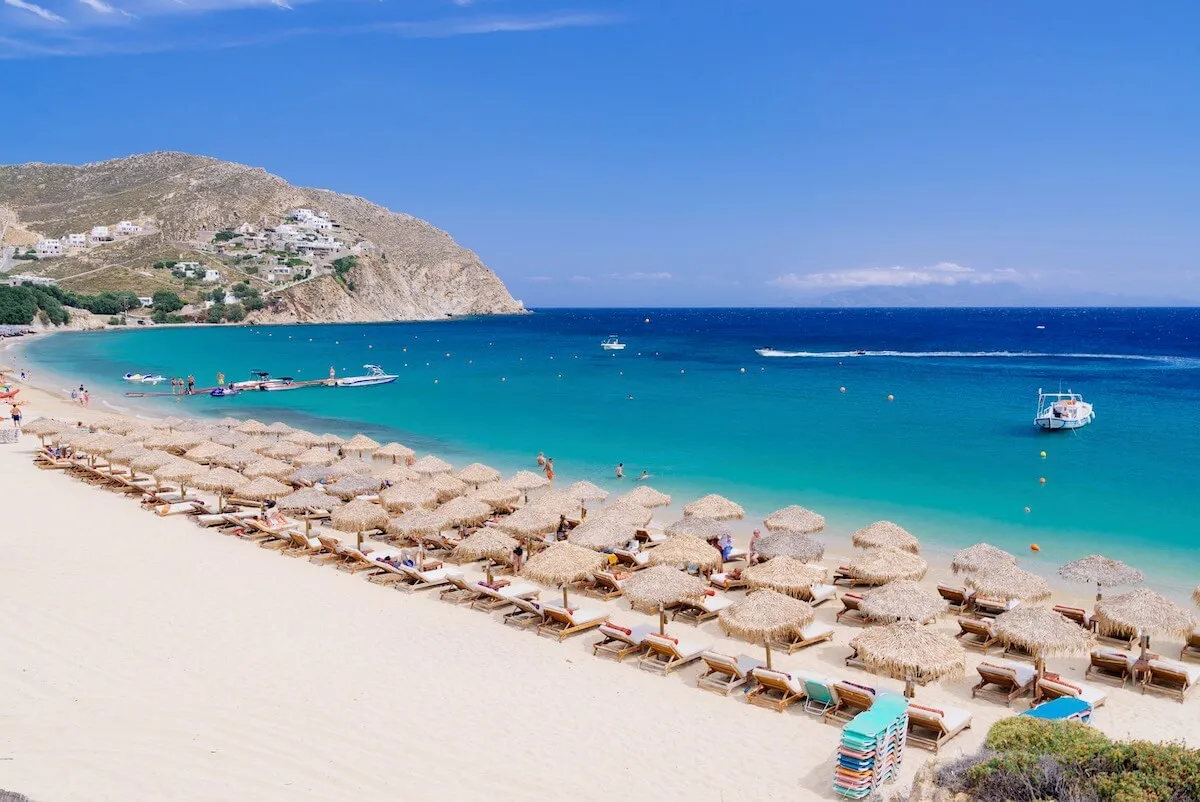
left=1030, top=543, right=1040, bottom=552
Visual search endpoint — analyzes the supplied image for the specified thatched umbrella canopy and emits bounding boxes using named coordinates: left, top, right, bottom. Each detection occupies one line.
left=141, top=431, right=179, bottom=451
left=184, top=441, right=232, bottom=464
left=426, top=473, right=468, bottom=502
left=598, top=500, right=653, bottom=528
left=275, top=486, right=340, bottom=535
left=617, top=485, right=672, bottom=508
left=449, top=529, right=519, bottom=564
left=331, top=498, right=388, bottom=550
left=131, top=451, right=177, bottom=473
left=470, top=482, right=522, bottom=510
left=289, top=465, right=343, bottom=486
left=374, top=442, right=416, bottom=463
left=292, top=446, right=338, bottom=468
left=109, top=442, right=150, bottom=468
left=965, top=564, right=1051, bottom=602
left=243, top=458, right=294, bottom=480
left=342, top=433, right=381, bottom=456
left=380, top=481, right=438, bottom=513
left=849, top=621, right=966, bottom=698
left=436, top=496, right=492, bottom=527
left=123, top=426, right=158, bottom=442
left=81, top=433, right=125, bottom=455
left=326, top=474, right=383, bottom=500
left=458, top=462, right=501, bottom=488
left=743, top=557, right=827, bottom=598
left=951, top=542, right=1017, bottom=575
left=992, top=606, right=1095, bottom=677
left=316, top=433, right=345, bottom=449
left=329, top=457, right=371, bottom=475
left=237, top=476, right=291, bottom=501
left=665, top=517, right=730, bottom=541
left=210, top=429, right=249, bottom=448
left=214, top=447, right=265, bottom=470
left=412, top=455, right=453, bottom=475
left=284, top=429, right=321, bottom=447
left=719, top=589, right=815, bottom=669
left=90, top=413, right=131, bottom=431
left=152, top=416, right=187, bottom=431
left=166, top=432, right=207, bottom=451
left=264, top=421, right=294, bottom=437
left=845, top=548, right=928, bottom=584
left=755, top=531, right=825, bottom=562
left=236, top=419, right=268, bottom=435
left=852, top=521, right=920, bottom=554
left=568, top=516, right=637, bottom=552
left=263, top=440, right=306, bottom=460
left=154, top=459, right=204, bottom=495
left=194, top=466, right=249, bottom=511
left=683, top=494, right=746, bottom=520
left=860, top=580, right=946, bottom=624
left=566, top=481, right=609, bottom=514
left=494, top=507, right=560, bottom=537
left=1058, top=554, right=1145, bottom=601
left=521, top=542, right=608, bottom=606
left=623, top=565, right=708, bottom=632
left=509, top=470, right=550, bottom=496
left=386, top=509, right=447, bottom=539
left=530, top=489, right=581, bottom=517
left=22, top=418, right=68, bottom=443
left=648, top=533, right=723, bottom=573
left=241, top=436, right=277, bottom=454
left=378, top=463, right=421, bottom=484
left=1094, top=588, right=1197, bottom=659
left=763, top=504, right=825, bottom=533
left=216, top=416, right=242, bottom=429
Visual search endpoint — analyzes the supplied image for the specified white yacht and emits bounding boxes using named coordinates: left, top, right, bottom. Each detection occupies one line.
left=335, top=364, right=398, bottom=387
left=122, top=372, right=165, bottom=383
left=601, top=336, right=626, bottom=351
left=1034, top=389, right=1095, bottom=431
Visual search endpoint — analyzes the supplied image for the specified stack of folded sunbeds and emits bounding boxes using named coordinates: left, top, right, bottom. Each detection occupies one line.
left=832, top=694, right=909, bottom=799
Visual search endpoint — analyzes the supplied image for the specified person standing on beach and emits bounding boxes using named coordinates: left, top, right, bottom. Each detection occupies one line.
left=616, top=463, right=624, bottom=479
left=748, top=529, right=763, bottom=565
left=82, top=389, right=89, bottom=406
left=9, top=401, right=24, bottom=429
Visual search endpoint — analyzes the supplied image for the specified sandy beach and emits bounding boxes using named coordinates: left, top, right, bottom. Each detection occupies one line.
left=1, top=377, right=1197, bottom=802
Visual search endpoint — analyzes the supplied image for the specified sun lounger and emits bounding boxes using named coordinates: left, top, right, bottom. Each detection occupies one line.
left=635, top=527, right=668, bottom=547
left=802, top=676, right=841, bottom=716
left=825, top=681, right=876, bottom=723
left=1180, top=629, right=1200, bottom=663
left=594, top=622, right=656, bottom=662
left=154, top=501, right=205, bottom=517
left=709, top=571, right=747, bottom=592
left=1095, top=624, right=1139, bottom=650
left=1085, top=647, right=1135, bottom=688
left=281, top=531, right=322, bottom=558
left=244, top=517, right=301, bottom=548
left=142, top=490, right=200, bottom=505
left=537, top=605, right=608, bottom=641
left=972, top=597, right=1020, bottom=619
left=440, top=574, right=488, bottom=605
left=696, top=651, right=765, bottom=695
left=469, top=582, right=541, bottom=611
left=1053, top=604, right=1095, bottom=631
left=612, top=549, right=650, bottom=570
left=337, top=548, right=399, bottom=574
left=672, top=591, right=735, bottom=625
left=196, top=509, right=257, bottom=528
left=1036, top=674, right=1108, bottom=708
left=417, top=532, right=461, bottom=553
left=800, top=583, right=838, bottom=607
left=309, top=535, right=352, bottom=564
left=972, top=660, right=1037, bottom=705
left=581, top=571, right=625, bottom=601
left=746, top=667, right=807, bottom=712
left=832, top=566, right=878, bottom=588
left=723, top=547, right=748, bottom=564
left=835, top=593, right=869, bottom=625
left=502, top=596, right=546, bottom=630
left=1142, top=657, right=1200, bottom=702
left=637, top=632, right=710, bottom=675
left=907, top=704, right=973, bottom=753
left=938, top=585, right=974, bottom=614
left=1022, top=696, right=1094, bottom=724
left=955, top=617, right=998, bottom=652
left=774, top=621, right=835, bottom=654
left=392, top=564, right=459, bottom=593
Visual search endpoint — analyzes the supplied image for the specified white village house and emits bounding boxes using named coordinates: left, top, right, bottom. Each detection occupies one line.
left=7, top=274, right=56, bottom=286
left=35, top=239, right=63, bottom=257
left=90, top=226, right=113, bottom=243
left=66, top=233, right=87, bottom=249
left=116, top=221, right=142, bottom=235
left=137, top=297, right=154, bottom=308
left=203, top=269, right=222, bottom=282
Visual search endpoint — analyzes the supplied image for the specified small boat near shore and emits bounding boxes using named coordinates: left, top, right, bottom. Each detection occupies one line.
left=335, top=364, right=397, bottom=387
left=1034, top=389, right=1095, bottom=431
left=122, top=372, right=166, bottom=383
left=601, top=336, right=626, bottom=351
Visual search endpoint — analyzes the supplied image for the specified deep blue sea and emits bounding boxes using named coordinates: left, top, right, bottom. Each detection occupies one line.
left=14, top=308, right=1200, bottom=592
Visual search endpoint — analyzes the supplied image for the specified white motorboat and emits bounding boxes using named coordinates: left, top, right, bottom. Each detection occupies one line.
left=1034, top=389, right=1095, bottom=431
left=336, top=364, right=398, bottom=387
left=122, top=372, right=145, bottom=382
left=601, top=336, right=626, bottom=351
left=122, top=372, right=166, bottom=383
left=259, top=377, right=301, bottom=391
left=232, top=370, right=273, bottom=390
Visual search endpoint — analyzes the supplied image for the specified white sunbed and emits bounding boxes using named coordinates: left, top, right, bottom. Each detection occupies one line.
left=673, top=592, right=735, bottom=624
left=1036, top=675, right=1108, bottom=708
left=637, top=632, right=711, bottom=675
left=805, top=584, right=838, bottom=606
left=594, top=622, right=656, bottom=661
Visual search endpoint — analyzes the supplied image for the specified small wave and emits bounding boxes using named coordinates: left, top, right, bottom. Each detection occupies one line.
left=101, top=399, right=129, bottom=413
left=755, top=349, right=1199, bottom=366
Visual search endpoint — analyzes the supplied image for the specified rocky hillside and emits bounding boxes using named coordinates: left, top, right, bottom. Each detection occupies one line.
left=0, top=152, right=525, bottom=322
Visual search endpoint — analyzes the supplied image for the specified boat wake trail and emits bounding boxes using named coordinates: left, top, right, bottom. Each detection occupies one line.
left=754, top=349, right=1200, bottom=367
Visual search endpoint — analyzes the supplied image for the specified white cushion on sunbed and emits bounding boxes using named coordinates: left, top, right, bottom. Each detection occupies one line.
left=1094, top=647, right=1135, bottom=666
left=992, top=660, right=1037, bottom=685
left=1040, top=677, right=1107, bottom=706
left=977, top=597, right=1020, bottom=611
left=733, top=654, right=765, bottom=675
left=496, top=582, right=539, bottom=598
left=800, top=621, right=834, bottom=640
left=416, top=568, right=457, bottom=582
left=725, top=547, right=748, bottom=561
left=751, top=667, right=805, bottom=693
left=566, top=607, right=607, bottom=625
left=602, top=623, right=654, bottom=644
left=1150, top=658, right=1200, bottom=684
left=914, top=704, right=971, bottom=732
left=710, top=572, right=730, bottom=583
left=698, top=594, right=734, bottom=612
left=808, top=584, right=837, bottom=604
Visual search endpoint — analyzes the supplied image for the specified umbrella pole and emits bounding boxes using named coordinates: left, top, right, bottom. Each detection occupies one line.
left=765, top=642, right=773, bottom=671
left=1140, top=633, right=1150, bottom=662
left=1096, top=582, right=1103, bottom=603
left=304, top=516, right=311, bottom=537
left=658, top=604, right=665, bottom=635
left=561, top=585, right=568, bottom=608
left=904, top=676, right=915, bottom=699
left=1035, top=655, right=1045, bottom=681
left=356, top=530, right=363, bottom=551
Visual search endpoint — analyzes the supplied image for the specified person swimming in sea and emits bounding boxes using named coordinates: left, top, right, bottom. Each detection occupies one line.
left=536, top=451, right=546, bottom=467
left=636, top=470, right=650, bottom=481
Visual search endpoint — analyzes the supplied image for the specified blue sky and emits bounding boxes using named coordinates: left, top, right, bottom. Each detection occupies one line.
left=2, top=1, right=1199, bottom=306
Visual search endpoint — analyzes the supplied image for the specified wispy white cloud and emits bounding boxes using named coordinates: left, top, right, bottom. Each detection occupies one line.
left=4, top=0, right=67, bottom=22
left=523, top=275, right=555, bottom=283
left=606, top=271, right=672, bottom=281
left=387, top=12, right=621, bottom=38
left=569, top=275, right=593, bottom=284
left=768, top=262, right=1021, bottom=291
left=78, top=0, right=114, bottom=12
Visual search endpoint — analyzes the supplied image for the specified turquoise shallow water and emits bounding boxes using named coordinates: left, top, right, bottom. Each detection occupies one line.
left=14, top=308, right=1200, bottom=593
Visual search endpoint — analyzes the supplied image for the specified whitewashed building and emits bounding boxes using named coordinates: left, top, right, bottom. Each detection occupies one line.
left=8, top=274, right=56, bottom=286
left=137, top=297, right=154, bottom=307
left=35, top=239, right=63, bottom=257
left=295, top=236, right=343, bottom=255
left=234, top=223, right=257, bottom=235
left=90, top=226, right=113, bottom=243
left=116, top=220, right=142, bottom=235
left=66, top=233, right=87, bottom=249
left=203, top=269, right=222, bottom=282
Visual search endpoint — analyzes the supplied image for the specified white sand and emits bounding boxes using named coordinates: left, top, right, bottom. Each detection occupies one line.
left=0, top=381, right=1197, bottom=802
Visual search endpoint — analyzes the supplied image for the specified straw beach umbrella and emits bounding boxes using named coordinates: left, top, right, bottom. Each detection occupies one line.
left=743, top=557, right=826, bottom=599
left=216, top=417, right=242, bottom=429
left=845, top=548, right=928, bottom=584
left=326, top=474, right=383, bottom=500
left=665, top=517, right=730, bottom=541
left=951, top=542, right=1017, bottom=575
left=331, top=498, right=388, bottom=551
left=153, top=416, right=186, bottom=431
left=289, top=465, right=343, bottom=486
left=380, top=481, right=438, bottom=513
left=378, top=464, right=421, bottom=484
left=342, top=434, right=381, bottom=457
left=860, top=580, right=946, bottom=624
left=568, top=515, right=637, bottom=552
left=755, top=531, right=825, bottom=562
left=992, top=606, right=1095, bottom=678
left=426, top=473, right=468, bottom=502
left=719, top=589, right=815, bottom=669
left=236, top=419, right=268, bottom=435
left=965, top=564, right=1052, bottom=602
left=1094, top=588, right=1196, bottom=660
left=334, top=457, right=374, bottom=475
left=852, top=521, right=920, bottom=553
left=90, top=413, right=131, bottom=432
left=648, top=534, right=723, bottom=573
left=316, top=433, right=345, bottom=450
left=436, top=496, right=492, bottom=528
left=470, top=482, right=521, bottom=510
left=284, top=429, right=321, bottom=447
left=154, top=459, right=204, bottom=497
left=566, top=481, right=609, bottom=516
left=495, top=507, right=560, bottom=538
left=131, top=451, right=177, bottom=474
left=194, top=466, right=248, bottom=512
left=185, top=441, right=232, bottom=465
left=412, top=455, right=453, bottom=476
left=375, top=442, right=416, bottom=464
left=617, top=485, right=672, bottom=509
left=292, top=447, right=338, bottom=468
left=387, top=509, right=446, bottom=540
left=237, top=476, right=291, bottom=502
left=243, top=458, right=294, bottom=480
left=242, top=436, right=277, bottom=454
left=1059, top=554, right=1145, bottom=601
left=622, top=566, right=707, bottom=634
left=109, top=443, right=150, bottom=475
left=449, top=529, right=519, bottom=575
left=264, top=421, right=294, bottom=437
left=849, top=621, right=966, bottom=698
left=509, top=470, right=550, bottom=500
left=22, top=418, right=68, bottom=444
left=530, top=489, right=581, bottom=518
left=520, top=541, right=608, bottom=606
left=763, top=504, right=825, bottom=533
left=459, top=462, right=501, bottom=488
left=597, top=500, right=653, bottom=528
left=263, top=440, right=306, bottom=460
left=276, top=486, right=341, bottom=536
left=211, top=430, right=249, bottom=448
left=683, top=494, right=745, bottom=520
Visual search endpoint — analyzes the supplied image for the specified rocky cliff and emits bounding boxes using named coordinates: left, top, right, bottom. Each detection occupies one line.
left=0, top=152, right=525, bottom=323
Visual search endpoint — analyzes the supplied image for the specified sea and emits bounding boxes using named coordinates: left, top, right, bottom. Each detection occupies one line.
left=14, top=307, right=1200, bottom=595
